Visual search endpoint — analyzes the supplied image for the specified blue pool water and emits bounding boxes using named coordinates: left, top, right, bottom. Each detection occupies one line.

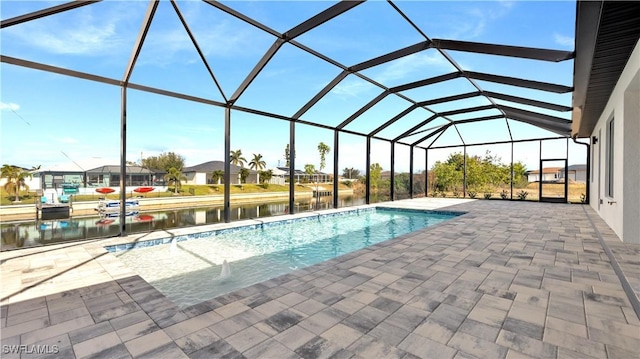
left=113, top=207, right=461, bottom=308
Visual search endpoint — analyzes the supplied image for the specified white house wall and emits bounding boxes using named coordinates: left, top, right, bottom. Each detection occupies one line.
left=590, top=39, right=640, bottom=244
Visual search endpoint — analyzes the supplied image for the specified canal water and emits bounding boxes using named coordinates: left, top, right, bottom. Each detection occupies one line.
left=1, top=196, right=375, bottom=251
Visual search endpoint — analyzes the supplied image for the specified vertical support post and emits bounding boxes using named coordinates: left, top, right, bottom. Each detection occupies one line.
left=538, top=140, right=543, bottom=201
left=365, top=136, right=371, bottom=204
left=224, top=107, right=231, bottom=223
left=333, top=130, right=339, bottom=209
left=425, top=148, right=429, bottom=197
left=409, top=146, right=414, bottom=199
left=585, top=142, right=591, bottom=204
left=390, top=142, right=395, bottom=201
left=510, top=141, right=514, bottom=200
left=565, top=138, right=569, bottom=203
left=289, top=121, right=296, bottom=214
left=119, top=86, right=127, bottom=235
left=463, top=145, right=467, bottom=198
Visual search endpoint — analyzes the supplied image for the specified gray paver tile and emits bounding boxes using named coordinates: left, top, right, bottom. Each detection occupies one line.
left=295, top=336, right=343, bottom=359
left=368, top=321, right=410, bottom=347
left=497, top=329, right=557, bottom=359
left=273, top=324, right=316, bottom=351
left=225, top=326, right=269, bottom=353
left=320, top=323, right=363, bottom=349
left=115, top=319, right=159, bottom=343
left=349, top=334, right=407, bottom=359
left=163, top=311, right=223, bottom=340
left=188, top=339, right=242, bottom=359
left=543, top=327, right=606, bottom=358
left=72, top=331, right=123, bottom=359
left=458, top=318, right=500, bottom=342
left=21, top=315, right=94, bottom=345
left=263, top=309, right=306, bottom=333
left=243, top=338, right=298, bottom=359
left=123, top=329, right=172, bottom=358
left=398, top=333, right=456, bottom=359
left=448, top=331, right=508, bottom=359
left=136, top=342, right=188, bottom=359
left=298, top=307, right=345, bottom=335
left=502, top=317, right=543, bottom=340
left=68, top=321, right=114, bottom=344
left=174, top=327, right=219, bottom=354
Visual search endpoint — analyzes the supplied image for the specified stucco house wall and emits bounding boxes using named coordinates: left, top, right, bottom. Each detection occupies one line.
left=590, top=39, right=640, bottom=244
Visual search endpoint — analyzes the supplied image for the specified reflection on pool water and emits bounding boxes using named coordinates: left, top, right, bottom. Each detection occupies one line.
left=114, top=208, right=461, bottom=308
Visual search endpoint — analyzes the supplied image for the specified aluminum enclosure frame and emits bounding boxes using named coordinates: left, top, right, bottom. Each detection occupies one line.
left=1, top=0, right=599, bottom=235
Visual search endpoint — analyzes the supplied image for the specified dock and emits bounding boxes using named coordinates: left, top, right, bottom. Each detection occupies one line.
left=36, top=203, right=71, bottom=220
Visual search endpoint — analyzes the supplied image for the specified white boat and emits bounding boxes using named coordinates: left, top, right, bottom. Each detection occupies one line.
left=96, top=199, right=140, bottom=213
left=101, top=210, right=140, bottom=218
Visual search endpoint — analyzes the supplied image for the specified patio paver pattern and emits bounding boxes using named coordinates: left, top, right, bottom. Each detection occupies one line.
left=1, top=199, right=639, bottom=359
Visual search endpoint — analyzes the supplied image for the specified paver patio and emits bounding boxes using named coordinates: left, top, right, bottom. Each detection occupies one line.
left=1, top=199, right=639, bottom=359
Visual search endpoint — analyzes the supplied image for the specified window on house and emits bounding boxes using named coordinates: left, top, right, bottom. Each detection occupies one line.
left=606, top=117, right=614, bottom=197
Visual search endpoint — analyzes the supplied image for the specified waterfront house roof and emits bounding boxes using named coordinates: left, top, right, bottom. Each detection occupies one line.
left=86, top=165, right=156, bottom=174
left=562, top=164, right=587, bottom=172
left=526, top=167, right=563, bottom=175
left=183, top=161, right=257, bottom=174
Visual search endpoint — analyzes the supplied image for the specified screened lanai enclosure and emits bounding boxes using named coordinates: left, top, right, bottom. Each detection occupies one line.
left=1, top=0, right=598, bottom=245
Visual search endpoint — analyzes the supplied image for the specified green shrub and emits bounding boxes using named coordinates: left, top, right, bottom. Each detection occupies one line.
left=517, top=190, right=529, bottom=200
left=500, top=190, right=509, bottom=199
left=483, top=192, right=492, bottom=199
left=468, top=191, right=477, bottom=199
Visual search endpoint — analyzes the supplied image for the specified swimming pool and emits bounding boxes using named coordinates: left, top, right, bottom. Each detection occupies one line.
left=112, top=207, right=462, bottom=308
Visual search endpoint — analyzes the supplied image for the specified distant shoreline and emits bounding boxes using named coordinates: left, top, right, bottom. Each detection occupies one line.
left=0, top=190, right=356, bottom=222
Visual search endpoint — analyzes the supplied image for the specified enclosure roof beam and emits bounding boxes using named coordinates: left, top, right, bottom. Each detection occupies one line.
left=498, top=105, right=571, bottom=125
left=466, top=71, right=573, bottom=93
left=438, top=104, right=497, bottom=117
left=431, top=39, right=575, bottom=62
left=203, top=0, right=280, bottom=37
left=170, top=0, right=228, bottom=102
left=368, top=104, right=419, bottom=137
left=350, top=41, right=432, bottom=71
left=284, top=1, right=364, bottom=40
left=0, top=0, right=100, bottom=28
left=393, top=114, right=440, bottom=141
left=389, top=72, right=461, bottom=93
left=336, top=91, right=390, bottom=129
left=484, top=91, right=572, bottom=112
left=229, top=39, right=285, bottom=104
left=452, top=114, right=506, bottom=125
left=417, top=91, right=481, bottom=107
left=412, top=123, right=450, bottom=147
left=294, top=70, right=350, bottom=119
left=123, top=0, right=158, bottom=84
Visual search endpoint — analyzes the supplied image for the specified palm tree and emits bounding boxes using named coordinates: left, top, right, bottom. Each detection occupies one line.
left=210, top=170, right=224, bottom=185
left=1, top=164, right=36, bottom=202
left=239, top=168, right=250, bottom=184
left=230, top=149, right=246, bottom=167
left=164, top=167, right=186, bottom=194
left=259, top=170, right=273, bottom=188
left=249, top=153, right=266, bottom=171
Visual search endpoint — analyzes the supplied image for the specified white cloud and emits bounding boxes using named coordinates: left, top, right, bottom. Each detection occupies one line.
left=372, top=52, right=451, bottom=84
left=5, top=3, right=137, bottom=56
left=56, top=137, right=80, bottom=144
left=439, top=2, right=515, bottom=40
left=0, top=102, right=20, bottom=111
left=331, top=79, right=375, bottom=97
left=554, top=33, right=574, bottom=48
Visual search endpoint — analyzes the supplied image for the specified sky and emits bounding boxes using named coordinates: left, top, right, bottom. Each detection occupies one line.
left=0, top=0, right=587, bottom=175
